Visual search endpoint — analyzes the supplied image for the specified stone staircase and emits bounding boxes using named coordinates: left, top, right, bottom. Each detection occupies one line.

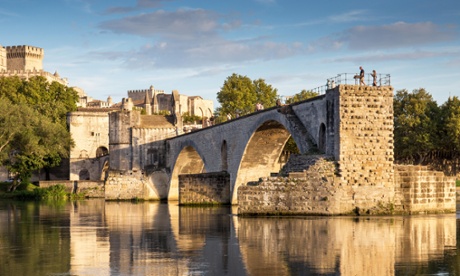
left=278, top=105, right=318, bottom=153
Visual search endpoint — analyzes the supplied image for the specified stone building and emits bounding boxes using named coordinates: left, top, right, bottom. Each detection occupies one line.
left=0, top=44, right=68, bottom=85
left=67, top=88, right=211, bottom=182
left=129, top=85, right=214, bottom=118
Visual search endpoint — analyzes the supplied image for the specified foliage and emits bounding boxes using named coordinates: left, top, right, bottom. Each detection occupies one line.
left=216, top=73, right=278, bottom=117
left=283, top=137, right=300, bottom=154
left=0, top=183, right=79, bottom=201
left=393, top=88, right=440, bottom=164
left=0, top=76, right=78, bottom=189
left=286, top=89, right=319, bottom=104
left=438, top=96, right=460, bottom=156
left=182, top=112, right=202, bottom=124
left=0, top=76, right=78, bottom=126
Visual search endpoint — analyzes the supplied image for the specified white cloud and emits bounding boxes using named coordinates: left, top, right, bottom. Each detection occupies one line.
left=327, top=48, right=460, bottom=63
left=342, top=21, right=456, bottom=50
left=99, top=8, right=220, bottom=39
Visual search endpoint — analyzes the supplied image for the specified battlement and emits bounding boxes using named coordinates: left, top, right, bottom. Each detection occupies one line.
left=6, top=45, right=44, bottom=56
left=5, top=44, right=44, bottom=71
left=127, top=89, right=165, bottom=94
left=128, top=88, right=165, bottom=102
left=0, top=69, right=68, bottom=86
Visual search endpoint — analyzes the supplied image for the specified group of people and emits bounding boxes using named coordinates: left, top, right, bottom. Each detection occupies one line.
left=357, top=66, right=378, bottom=86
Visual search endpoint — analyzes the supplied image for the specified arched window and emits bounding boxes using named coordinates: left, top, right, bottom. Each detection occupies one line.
left=79, top=169, right=90, bottom=180
left=96, top=146, right=109, bottom=157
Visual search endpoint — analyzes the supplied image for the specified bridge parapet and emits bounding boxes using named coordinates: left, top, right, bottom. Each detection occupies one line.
left=308, top=73, right=391, bottom=95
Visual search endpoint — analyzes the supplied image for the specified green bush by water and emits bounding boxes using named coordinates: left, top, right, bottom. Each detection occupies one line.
left=0, top=182, right=86, bottom=201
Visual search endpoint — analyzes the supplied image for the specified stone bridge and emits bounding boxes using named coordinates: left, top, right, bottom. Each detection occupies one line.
left=107, top=84, right=397, bottom=204
left=164, top=93, right=331, bottom=204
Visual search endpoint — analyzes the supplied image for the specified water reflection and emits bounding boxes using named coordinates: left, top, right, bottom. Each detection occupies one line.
left=0, top=200, right=457, bottom=276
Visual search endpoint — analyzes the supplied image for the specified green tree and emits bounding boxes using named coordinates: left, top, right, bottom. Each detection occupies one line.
left=0, top=76, right=78, bottom=126
left=0, top=97, right=73, bottom=190
left=286, top=89, right=319, bottom=104
left=438, top=96, right=460, bottom=156
left=0, top=76, right=78, bottom=189
left=253, top=78, right=278, bottom=108
left=393, top=88, right=440, bottom=164
left=216, top=73, right=278, bottom=117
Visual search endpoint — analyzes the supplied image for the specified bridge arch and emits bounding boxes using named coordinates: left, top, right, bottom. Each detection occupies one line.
left=232, top=119, right=294, bottom=203
left=168, top=144, right=206, bottom=201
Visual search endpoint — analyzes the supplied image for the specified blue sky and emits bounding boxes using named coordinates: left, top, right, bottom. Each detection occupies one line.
left=1, top=0, right=459, bottom=107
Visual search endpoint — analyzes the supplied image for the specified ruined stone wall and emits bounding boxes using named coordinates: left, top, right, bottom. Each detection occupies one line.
left=179, top=172, right=230, bottom=205
left=394, top=165, right=456, bottom=213
left=237, top=157, right=351, bottom=215
left=105, top=170, right=161, bottom=200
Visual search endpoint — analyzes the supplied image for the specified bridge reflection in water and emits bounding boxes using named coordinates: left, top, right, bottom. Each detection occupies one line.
left=0, top=200, right=457, bottom=275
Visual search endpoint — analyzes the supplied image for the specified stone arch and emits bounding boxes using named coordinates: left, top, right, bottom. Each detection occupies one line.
left=79, top=169, right=90, bottom=180
left=168, top=145, right=205, bottom=201
left=221, top=140, right=228, bottom=171
left=233, top=120, right=293, bottom=203
left=96, top=146, right=109, bottom=157
left=318, top=123, right=326, bottom=153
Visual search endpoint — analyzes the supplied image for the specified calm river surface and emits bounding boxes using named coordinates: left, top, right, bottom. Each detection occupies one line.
left=0, top=199, right=459, bottom=276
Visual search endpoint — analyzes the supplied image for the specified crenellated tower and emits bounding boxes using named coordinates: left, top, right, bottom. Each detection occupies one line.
left=6, top=45, right=44, bottom=71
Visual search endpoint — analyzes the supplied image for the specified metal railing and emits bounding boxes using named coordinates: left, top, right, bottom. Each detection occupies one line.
left=309, top=73, right=391, bottom=95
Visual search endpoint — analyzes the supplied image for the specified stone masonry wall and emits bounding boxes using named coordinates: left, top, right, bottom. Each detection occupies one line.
left=179, top=172, right=230, bottom=205
left=394, top=165, right=456, bottom=213
left=334, top=85, right=396, bottom=210
left=105, top=170, right=161, bottom=200
left=237, top=157, right=352, bottom=215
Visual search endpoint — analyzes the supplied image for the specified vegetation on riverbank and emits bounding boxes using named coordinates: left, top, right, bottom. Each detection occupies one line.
left=0, top=182, right=85, bottom=201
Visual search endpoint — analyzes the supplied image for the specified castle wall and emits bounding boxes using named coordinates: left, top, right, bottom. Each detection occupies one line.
left=0, top=69, right=68, bottom=86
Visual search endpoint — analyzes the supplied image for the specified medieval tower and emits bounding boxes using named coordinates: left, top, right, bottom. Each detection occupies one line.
left=4, top=45, right=44, bottom=71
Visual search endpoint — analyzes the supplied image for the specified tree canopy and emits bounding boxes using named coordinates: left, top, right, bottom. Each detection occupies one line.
left=285, top=89, right=319, bottom=104
left=216, top=73, right=278, bottom=118
left=0, top=76, right=78, bottom=189
left=393, top=88, right=440, bottom=164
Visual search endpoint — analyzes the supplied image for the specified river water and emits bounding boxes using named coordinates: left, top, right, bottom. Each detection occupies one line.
left=0, top=199, right=458, bottom=276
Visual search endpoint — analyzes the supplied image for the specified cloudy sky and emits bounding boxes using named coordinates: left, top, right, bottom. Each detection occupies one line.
left=1, top=0, right=459, bottom=106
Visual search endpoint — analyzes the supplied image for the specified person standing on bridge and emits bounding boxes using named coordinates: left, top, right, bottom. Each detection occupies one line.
left=371, top=70, right=377, bottom=86
left=359, top=66, right=365, bottom=85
